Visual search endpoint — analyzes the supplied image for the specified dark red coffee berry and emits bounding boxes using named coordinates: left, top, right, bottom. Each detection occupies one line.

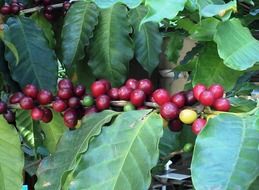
left=169, top=119, right=183, bottom=132
left=118, top=86, right=132, bottom=100
left=213, top=98, right=230, bottom=111
left=84, top=106, right=98, bottom=116
left=199, top=90, right=215, bottom=106
left=152, top=89, right=170, bottom=106
left=58, top=79, right=73, bottom=90
left=0, top=101, right=7, bottom=114
left=19, top=97, right=34, bottom=110
left=31, top=107, right=43, bottom=121
left=138, top=79, right=153, bottom=95
left=160, top=102, right=179, bottom=120
left=130, top=89, right=146, bottom=107
left=171, top=92, right=186, bottom=108
left=37, top=90, right=53, bottom=105
left=3, top=110, right=15, bottom=124
left=193, top=84, right=206, bottom=100
left=209, top=84, right=224, bottom=99
left=125, top=79, right=138, bottom=90
left=96, top=95, right=110, bottom=111
left=74, top=84, right=86, bottom=97
left=185, top=90, right=196, bottom=106
left=52, top=99, right=67, bottom=112
left=91, top=81, right=107, bottom=98
left=64, top=109, right=78, bottom=128
left=192, top=118, right=207, bottom=135
left=23, top=84, right=38, bottom=99
left=58, top=88, right=73, bottom=100
left=11, top=2, right=20, bottom=14
left=68, top=97, right=81, bottom=108
left=0, top=3, right=11, bottom=15
left=9, top=92, right=24, bottom=104
left=108, top=88, right=119, bottom=100
left=41, top=108, right=53, bottom=123
left=99, top=79, right=111, bottom=91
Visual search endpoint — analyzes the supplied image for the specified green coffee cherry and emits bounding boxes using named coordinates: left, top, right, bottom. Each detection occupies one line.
left=123, top=103, right=135, bottom=112
left=183, top=143, right=194, bottom=153
left=82, top=95, right=94, bottom=107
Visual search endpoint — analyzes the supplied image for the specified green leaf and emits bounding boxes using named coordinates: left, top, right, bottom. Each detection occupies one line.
left=4, top=16, right=58, bottom=92
left=92, top=0, right=142, bottom=8
left=179, top=125, right=196, bottom=147
left=61, top=2, right=99, bottom=68
left=129, top=5, right=162, bottom=74
left=31, top=12, right=56, bottom=49
left=191, top=112, right=259, bottom=190
left=0, top=116, right=24, bottom=190
left=67, top=110, right=163, bottom=190
left=165, top=32, right=184, bottom=63
left=40, top=112, right=68, bottom=154
left=249, top=177, right=259, bottom=190
left=190, top=18, right=219, bottom=41
left=214, top=18, right=259, bottom=71
left=35, top=111, right=118, bottom=190
left=229, top=97, right=257, bottom=112
left=159, top=128, right=181, bottom=157
left=16, top=110, right=43, bottom=149
left=141, top=0, right=187, bottom=24
left=192, top=43, right=242, bottom=91
left=88, top=4, right=133, bottom=86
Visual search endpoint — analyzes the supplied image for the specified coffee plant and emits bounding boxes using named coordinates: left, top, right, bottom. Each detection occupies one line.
left=0, top=0, right=258, bottom=189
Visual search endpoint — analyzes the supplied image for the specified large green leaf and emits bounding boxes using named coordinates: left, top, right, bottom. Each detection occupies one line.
left=4, top=16, right=58, bottom=92
left=31, top=12, right=56, bottom=49
left=92, top=0, right=142, bottom=8
left=129, top=6, right=162, bottom=74
left=0, top=116, right=24, bottom=190
left=88, top=4, right=133, bottom=86
left=192, top=43, right=242, bottom=91
left=35, top=111, right=118, bottom=190
left=40, top=112, right=68, bottom=154
left=214, top=18, right=259, bottom=71
left=159, top=128, right=181, bottom=157
left=141, top=0, right=187, bottom=24
left=67, top=110, right=163, bottom=190
left=61, top=2, right=99, bottom=68
left=229, top=97, right=257, bottom=113
left=191, top=111, right=259, bottom=190
left=249, top=177, right=259, bottom=190
left=165, top=32, right=184, bottom=63
left=16, top=110, right=43, bottom=149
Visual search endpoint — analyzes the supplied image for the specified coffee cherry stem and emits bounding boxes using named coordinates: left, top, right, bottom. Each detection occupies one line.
left=19, top=3, right=63, bottom=14
left=110, top=100, right=159, bottom=108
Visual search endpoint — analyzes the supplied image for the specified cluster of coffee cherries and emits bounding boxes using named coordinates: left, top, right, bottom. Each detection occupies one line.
left=0, top=0, right=24, bottom=15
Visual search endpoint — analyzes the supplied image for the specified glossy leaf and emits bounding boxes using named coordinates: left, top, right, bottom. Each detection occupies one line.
left=4, top=16, right=58, bottom=92
left=40, top=112, right=68, bottom=154
left=129, top=6, right=162, bottom=74
left=165, top=32, right=184, bottom=63
left=93, top=0, right=142, bottom=8
left=192, top=43, right=242, bottom=91
left=35, top=111, right=118, bottom=190
left=67, top=110, right=163, bottom=190
left=249, top=177, right=259, bottom=190
left=229, top=97, right=257, bottom=112
left=159, top=128, right=181, bottom=157
left=16, top=110, right=43, bottom=149
left=141, top=0, right=187, bottom=24
left=0, top=116, right=24, bottom=190
left=31, top=12, right=56, bottom=49
left=191, top=111, right=259, bottom=190
left=61, top=2, right=99, bottom=67
left=88, top=4, right=133, bottom=86
left=214, top=18, right=259, bottom=71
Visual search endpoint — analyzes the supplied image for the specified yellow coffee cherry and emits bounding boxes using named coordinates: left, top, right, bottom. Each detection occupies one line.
left=179, top=109, right=198, bottom=124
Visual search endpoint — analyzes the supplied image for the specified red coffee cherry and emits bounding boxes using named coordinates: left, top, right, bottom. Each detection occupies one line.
left=185, top=90, right=196, bottom=106
left=99, top=79, right=111, bottom=91
left=171, top=92, right=186, bottom=108
left=19, top=97, right=34, bottom=110
left=152, top=89, right=170, bottom=106
left=84, top=106, right=98, bottom=116
left=0, top=101, right=7, bottom=114
left=91, top=81, right=107, bottom=98
left=108, top=88, right=119, bottom=100
left=138, top=79, right=153, bottom=95
left=23, top=84, right=38, bottom=99
left=0, top=3, right=11, bottom=15
left=193, top=84, right=206, bottom=100
left=209, top=84, right=224, bottom=99
left=199, top=90, right=215, bottom=106
left=74, top=84, right=86, bottom=97
left=213, top=98, right=230, bottom=111
left=130, top=89, right=146, bottom=107
left=9, top=92, right=24, bottom=104
left=64, top=109, right=78, bottom=128
left=3, top=110, right=15, bottom=124
left=68, top=97, right=81, bottom=108
left=192, top=118, right=207, bottom=135
left=96, top=95, right=110, bottom=111
left=118, top=86, right=132, bottom=100
left=41, top=108, right=53, bottom=123
left=168, top=119, right=183, bottom=132
left=52, top=99, right=67, bottom=112
left=37, top=90, right=53, bottom=105
left=31, top=107, right=44, bottom=121
left=58, top=88, right=73, bottom=100
left=160, top=102, right=179, bottom=120
left=58, top=79, right=73, bottom=89
left=125, top=79, right=138, bottom=90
